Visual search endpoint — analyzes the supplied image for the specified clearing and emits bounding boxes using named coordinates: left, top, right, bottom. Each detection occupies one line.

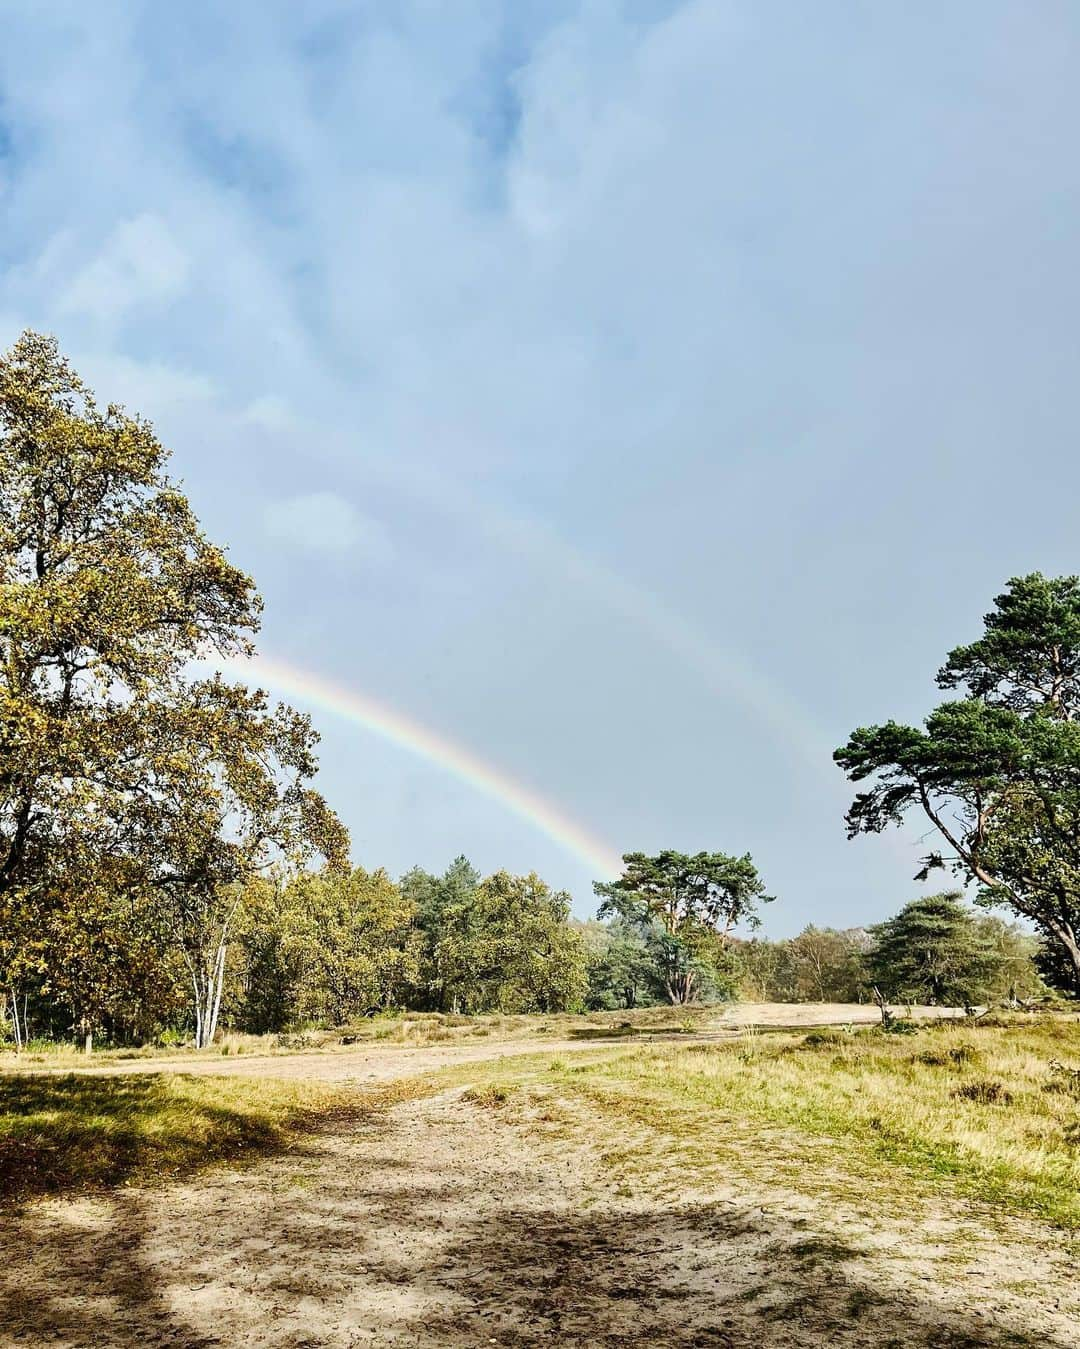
left=0, top=1005, right=1077, bottom=1348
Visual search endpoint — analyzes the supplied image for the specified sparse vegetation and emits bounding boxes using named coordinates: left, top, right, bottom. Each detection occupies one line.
left=0, top=1071, right=389, bottom=1202
left=0, top=338, right=1077, bottom=1343
left=443, top=1014, right=1080, bottom=1231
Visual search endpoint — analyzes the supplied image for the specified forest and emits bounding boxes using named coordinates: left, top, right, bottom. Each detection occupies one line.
left=0, top=332, right=1073, bottom=1054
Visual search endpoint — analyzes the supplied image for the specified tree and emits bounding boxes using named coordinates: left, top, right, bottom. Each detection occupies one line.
left=972, top=913, right=1045, bottom=1003
left=788, top=926, right=871, bottom=1003
left=734, top=936, right=798, bottom=1002
left=226, top=874, right=298, bottom=1035
left=594, top=850, right=771, bottom=1003
left=576, top=917, right=661, bottom=1010
left=38, top=857, right=184, bottom=1049
left=836, top=574, right=1080, bottom=988
left=430, top=868, right=588, bottom=1013
left=282, top=866, right=422, bottom=1025
left=0, top=332, right=256, bottom=1032
left=0, top=332, right=348, bottom=1046
left=1035, top=935, right=1080, bottom=998
left=401, top=856, right=481, bottom=1011
left=867, top=892, right=1039, bottom=1007
left=140, top=679, right=349, bottom=1046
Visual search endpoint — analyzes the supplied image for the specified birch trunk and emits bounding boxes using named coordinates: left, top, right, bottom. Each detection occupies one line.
left=186, top=899, right=239, bottom=1048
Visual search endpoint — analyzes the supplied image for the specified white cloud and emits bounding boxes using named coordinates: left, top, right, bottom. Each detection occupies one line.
left=242, top=394, right=294, bottom=433
left=3, top=1, right=1078, bottom=922
left=263, top=491, right=393, bottom=563
left=61, top=213, right=189, bottom=322
left=74, top=351, right=216, bottom=414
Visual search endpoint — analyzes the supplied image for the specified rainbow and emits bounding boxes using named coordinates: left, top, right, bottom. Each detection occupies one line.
left=216, top=653, right=624, bottom=881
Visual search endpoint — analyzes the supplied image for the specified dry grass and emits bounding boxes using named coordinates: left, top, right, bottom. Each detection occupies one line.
left=451, top=1014, right=1080, bottom=1232
left=0, top=1004, right=726, bottom=1069
left=0, top=1072, right=429, bottom=1203
left=536, top=1015, right=1080, bottom=1228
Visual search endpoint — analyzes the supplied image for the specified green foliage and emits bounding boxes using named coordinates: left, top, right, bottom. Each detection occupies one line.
left=223, top=859, right=592, bottom=1029
left=226, top=868, right=422, bottom=1029
left=867, top=893, right=1043, bottom=1007
left=736, top=926, right=872, bottom=1002
left=281, top=867, right=422, bottom=1025
left=575, top=917, right=661, bottom=1009
left=431, top=868, right=589, bottom=1014
left=595, top=849, right=771, bottom=1004
left=398, top=859, right=589, bottom=1015
left=836, top=573, right=1080, bottom=988
left=400, top=856, right=480, bottom=1011
left=1036, top=938, right=1080, bottom=997
left=0, top=333, right=348, bottom=1048
left=0, top=332, right=245, bottom=1026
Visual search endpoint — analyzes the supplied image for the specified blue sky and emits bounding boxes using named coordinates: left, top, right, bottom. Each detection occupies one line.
left=2, top=1, right=1079, bottom=934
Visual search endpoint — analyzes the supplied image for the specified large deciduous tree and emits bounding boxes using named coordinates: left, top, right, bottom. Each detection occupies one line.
left=412, top=863, right=588, bottom=1014
left=835, top=574, right=1080, bottom=989
left=594, top=850, right=771, bottom=1004
left=0, top=331, right=348, bottom=1046
left=143, top=680, right=349, bottom=1046
left=281, top=866, right=422, bottom=1026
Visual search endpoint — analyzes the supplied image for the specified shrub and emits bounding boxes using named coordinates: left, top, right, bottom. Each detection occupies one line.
left=917, top=1043, right=981, bottom=1068
left=1047, top=1061, right=1080, bottom=1099
left=952, top=1079, right=1013, bottom=1106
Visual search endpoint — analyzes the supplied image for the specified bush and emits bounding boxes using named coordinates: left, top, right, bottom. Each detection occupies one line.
left=952, top=1079, right=1013, bottom=1106
left=803, top=1029, right=844, bottom=1047
left=1047, top=1061, right=1080, bottom=1099
left=917, top=1043, right=981, bottom=1068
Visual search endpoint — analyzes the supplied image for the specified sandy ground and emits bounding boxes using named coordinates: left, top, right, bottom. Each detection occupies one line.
left=1, top=1082, right=1076, bottom=1348
left=4, top=1003, right=1070, bottom=1349
left=12, top=1003, right=971, bottom=1086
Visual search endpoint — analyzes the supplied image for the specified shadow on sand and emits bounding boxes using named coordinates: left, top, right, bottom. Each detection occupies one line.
left=0, top=1098, right=1065, bottom=1349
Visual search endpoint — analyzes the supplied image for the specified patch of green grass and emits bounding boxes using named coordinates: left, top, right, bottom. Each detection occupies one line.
left=535, top=1017, right=1080, bottom=1228
left=0, top=1072, right=424, bottom=1203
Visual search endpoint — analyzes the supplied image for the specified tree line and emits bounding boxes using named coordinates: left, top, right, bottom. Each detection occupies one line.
left=0, top=332, right=1075, bottom=1050
left=734, top=893, right=1043, bottom=1008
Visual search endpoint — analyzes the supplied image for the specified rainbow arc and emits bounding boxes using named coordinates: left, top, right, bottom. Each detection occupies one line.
left=217, top=654, right=624, bottom=880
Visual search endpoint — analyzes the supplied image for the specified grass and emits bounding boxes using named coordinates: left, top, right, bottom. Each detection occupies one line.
left=0, top=1072, right=426, bottom=1203
left=462, top=1014, right=1080, bottom=1230
left=0, top=1003, right=728, bottom=1069
left=9, top=1007, right=1079, bottom=1234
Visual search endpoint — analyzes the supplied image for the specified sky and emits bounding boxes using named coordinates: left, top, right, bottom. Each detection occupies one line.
left=2, top=1, right=1079, bottom=936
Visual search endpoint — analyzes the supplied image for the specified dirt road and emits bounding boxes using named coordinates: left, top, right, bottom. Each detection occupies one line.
left=5, top=1004, right=1069, bottom=1349
left=11, top=1003, right=971, bottom=1086
left=1, top=1077, right=1075, bottom=1348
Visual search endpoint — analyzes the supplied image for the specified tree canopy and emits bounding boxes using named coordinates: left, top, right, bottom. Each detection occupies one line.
left=866, top=893, right=1041, bottom=1007
left=595, top=849, right=770, bottom=1003
left=835, top=573, right=1080, bottom=987
left=0, top=331, right=347, bottom=1046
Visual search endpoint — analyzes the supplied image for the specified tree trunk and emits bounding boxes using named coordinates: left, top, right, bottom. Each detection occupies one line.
left=1041, top=918, right=1080, bottom=993
left=184, top=900, right=240, bottom=1048
left=666, top=968, right=696, bottom=1004
left=191, top=943, right=229, bottom=1049
left=1058, top=926, right=1080, bottom=986
left=6, top=990, right=23, bottom=1051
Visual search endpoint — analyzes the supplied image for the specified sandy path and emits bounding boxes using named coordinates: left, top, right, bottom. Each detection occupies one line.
left=1, top=1076, right=1076, bottom=1348
left=5, top=1004, right=1053, bottom=1348
left=9, top=1004, right=971, bottom=1086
